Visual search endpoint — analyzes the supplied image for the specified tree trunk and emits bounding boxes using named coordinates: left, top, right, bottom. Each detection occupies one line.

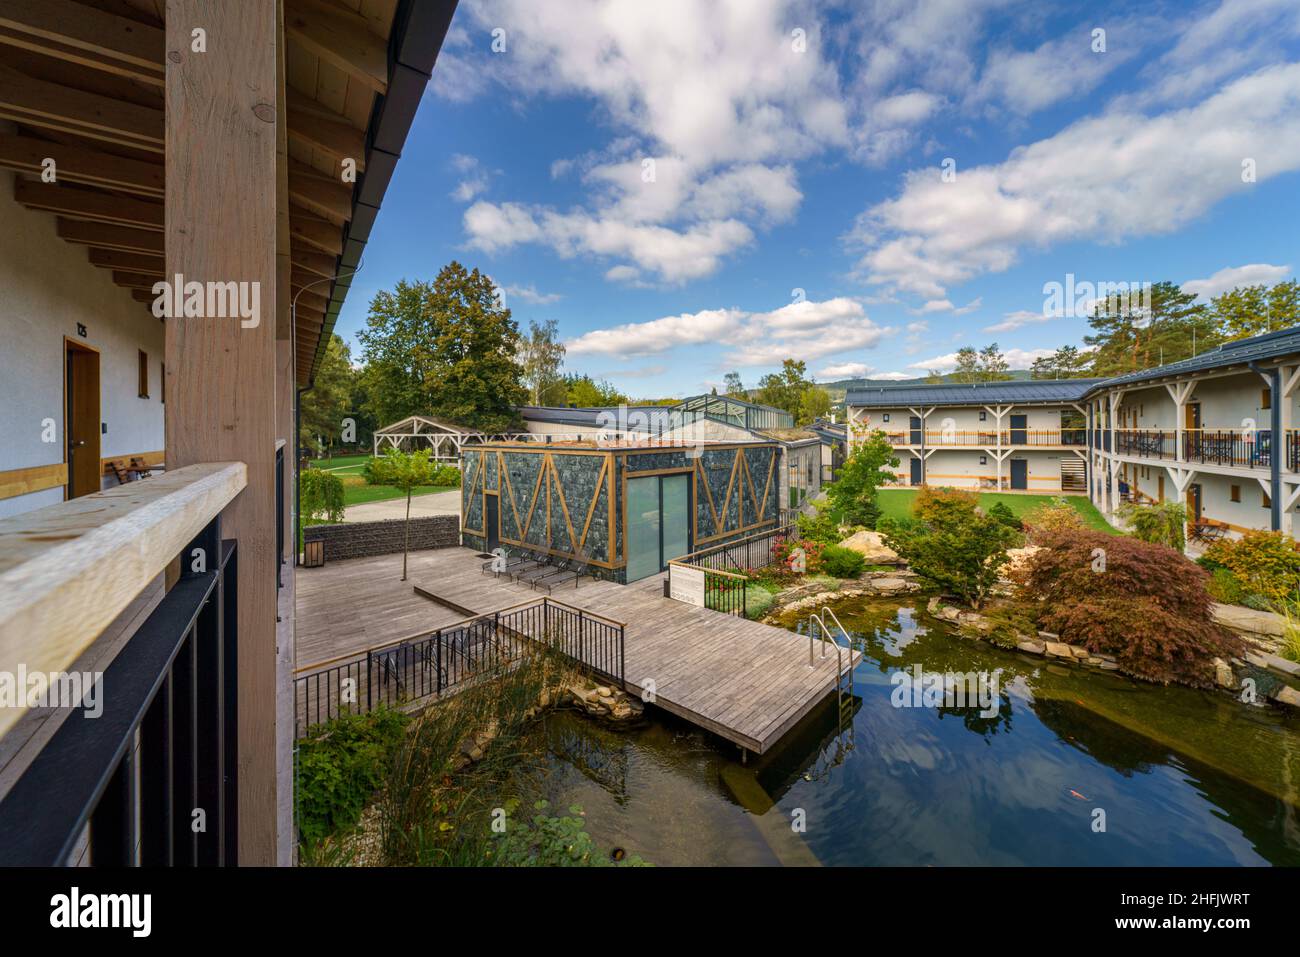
left=402, top=487, right=411, bottom=581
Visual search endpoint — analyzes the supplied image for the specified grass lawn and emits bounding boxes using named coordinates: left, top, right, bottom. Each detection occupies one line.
left=342, top=481, right=456, bottom=508
left=875, top=488, right=1120, bottom=534
left=308, top=454, right=371, bottom=476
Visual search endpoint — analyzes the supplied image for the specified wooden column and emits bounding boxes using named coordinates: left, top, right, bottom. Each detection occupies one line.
left=165, top=0, right=282, bottom=865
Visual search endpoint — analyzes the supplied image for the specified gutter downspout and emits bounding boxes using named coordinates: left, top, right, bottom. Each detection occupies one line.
left=1249, top=360, right=1282, bottom=531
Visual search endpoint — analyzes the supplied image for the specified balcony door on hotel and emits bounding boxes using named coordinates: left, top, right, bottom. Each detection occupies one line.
left=1009, top=414, right=1027, bottom=445
left=64, top=338, right=101, bottom=499
left=626, top=473, right=690, bottom=582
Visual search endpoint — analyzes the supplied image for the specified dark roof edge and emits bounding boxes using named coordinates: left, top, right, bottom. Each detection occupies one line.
left=305, top=0, right=460, bottom=387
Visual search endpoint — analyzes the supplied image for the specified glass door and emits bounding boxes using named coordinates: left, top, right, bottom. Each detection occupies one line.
left=661, top=474, right=689, bottom=565
left=626, top=476, right=662, bottom=582
left=626, top=474, right=691, bottom=582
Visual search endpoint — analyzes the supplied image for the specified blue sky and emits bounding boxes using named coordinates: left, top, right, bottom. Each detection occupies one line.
left=333, top=0, right=1300, bottom=398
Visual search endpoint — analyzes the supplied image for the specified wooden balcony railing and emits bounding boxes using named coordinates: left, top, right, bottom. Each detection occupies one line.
left=0, top=463, right=246, bottom=865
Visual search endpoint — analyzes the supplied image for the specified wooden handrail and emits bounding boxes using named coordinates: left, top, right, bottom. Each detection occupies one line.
left=0, top=462, right=246, bottom=740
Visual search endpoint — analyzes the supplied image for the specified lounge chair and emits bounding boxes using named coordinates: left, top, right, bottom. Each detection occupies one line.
left=514, top=556, right=560, bottom=585
left=529, top=559, right=575, bottom=592
left=534, top=552, right=590, bottom=593
left=481, top=548, right=531, bottom=577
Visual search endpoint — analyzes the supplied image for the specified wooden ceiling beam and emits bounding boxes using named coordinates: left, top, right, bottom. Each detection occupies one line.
left=0, top=63, right=163, bottom=151
left=88, top=247, right=163, bottom=272
left=285, top=87, right=365, bottom=172
left=290, top=245, right=337, bottom=279
left=0, top=131, right=163, bottom=197
left=15, top=178, right=163, bottom=229
left=285, top=0, right=388, bottom=96
left=57, top=216, right=162, bottom=253
left=291, top=288, right=329, bottom=313
left=0, top=0, right=165, bottom=86
left=112, top=269, right=161, bottom=289
left=289, top=207, right=343, bottom=255
left=287, top=158, right=351, bottom=224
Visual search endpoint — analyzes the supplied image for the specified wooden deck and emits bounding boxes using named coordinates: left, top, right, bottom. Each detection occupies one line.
left=296, top=547, right=856, bottom=754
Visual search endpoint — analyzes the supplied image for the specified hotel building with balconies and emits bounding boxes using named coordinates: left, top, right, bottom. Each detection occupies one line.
left=845, top=327, right=1300, bottom=542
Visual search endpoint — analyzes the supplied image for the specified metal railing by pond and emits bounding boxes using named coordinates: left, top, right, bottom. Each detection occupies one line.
left=665, top=521, right=802, bottom=619
left=293, top=596, right=625, bottom=736
left=672, top=520, right=799, bottom=575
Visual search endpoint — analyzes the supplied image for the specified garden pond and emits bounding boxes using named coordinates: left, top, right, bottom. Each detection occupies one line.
left=494, top=596, right=1300, bottom=866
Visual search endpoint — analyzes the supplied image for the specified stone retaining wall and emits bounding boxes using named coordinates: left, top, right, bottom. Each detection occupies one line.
left=304, top=514, right=460, bottom=562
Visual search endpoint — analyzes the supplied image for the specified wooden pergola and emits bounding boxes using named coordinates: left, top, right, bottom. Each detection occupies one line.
left=372, top=414, right=493, bottom=463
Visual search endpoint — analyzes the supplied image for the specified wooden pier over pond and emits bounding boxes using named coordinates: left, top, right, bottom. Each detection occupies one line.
left=296, top=547, right=857, bottom=754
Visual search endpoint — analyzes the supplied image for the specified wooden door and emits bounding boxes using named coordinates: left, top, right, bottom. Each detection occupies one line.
left=64, top=339, right=101, bottom=498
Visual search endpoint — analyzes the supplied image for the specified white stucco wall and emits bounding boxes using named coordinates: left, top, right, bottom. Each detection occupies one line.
left=0, top=166, right=165, bottom=519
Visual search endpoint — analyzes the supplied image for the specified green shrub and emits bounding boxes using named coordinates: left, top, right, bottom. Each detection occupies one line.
left=433, top=464, right=462, bottom=487
left=300, top=467, right=345, bottom=524
left=796, top=502, right=842, bottom=545
left=1119, top=500, right=1186, bottom=552
left=882, top=493, right=1017, bottom=609
left=1023, top=497, right=1084, bottom=542
left=1019, top=530, right=1244, bottom=688
left=986, top=501, right=1022, bottom=531
left=821, top=544, right=866, bottom=579
left=1202, top=530, right=1300, bottom=607
left=296, top=708, right=410, bottom=844
left=1205, top=566, right=1246, bottom=606
left=744, top=584, right=776, bottom=619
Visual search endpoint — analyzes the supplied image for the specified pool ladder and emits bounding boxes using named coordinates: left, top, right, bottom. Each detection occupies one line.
left=807, top=606, right=855, bottom=763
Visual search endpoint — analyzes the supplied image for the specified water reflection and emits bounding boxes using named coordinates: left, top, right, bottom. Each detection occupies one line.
left=500, top=596, right=1300, bottom=866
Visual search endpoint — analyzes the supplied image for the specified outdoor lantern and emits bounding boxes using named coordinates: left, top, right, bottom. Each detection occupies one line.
left=303, top=538, right=325, bottom=567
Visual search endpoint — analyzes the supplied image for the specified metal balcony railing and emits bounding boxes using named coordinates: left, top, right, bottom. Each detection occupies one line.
left=1112, top=428, right=1274, bottom=468
left=0, top=463, right=246, bottom=866
left=883, top=429, right=1088, bottom=447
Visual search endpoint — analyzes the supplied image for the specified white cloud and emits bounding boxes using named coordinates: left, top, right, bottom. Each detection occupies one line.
left=567, top=308, right=746, bottom=358
left=918, top=299, right=954, bottom=314
left=915, top=297, right=981, bottom=316
left=503, top=284, right=563, bottom=305
left=818, top=361, right=874, bottom=379
left=1182, top=262, right=1292, bottom=299
left=982, top=309, right=1054, bottom=333
left=908, top=347, right=1054, bottom=372
left=850, top=63, right=1300, bottom=300
left=445, top=0, right=849, bottom=282
left=565, top=296, right=891, bottom=369
left=1128, top=0, right=1300, bottom=107
left=463, top=201, right=543, bottom=252
left=972, top=27, right=1135, bottom=115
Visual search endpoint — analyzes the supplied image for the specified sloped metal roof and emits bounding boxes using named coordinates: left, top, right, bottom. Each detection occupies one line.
left=518, top=406, right=670, bottom=428
left=846, top=378, right=1105, bottom=407
left=1099, top=327, right=1300, bottom=389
